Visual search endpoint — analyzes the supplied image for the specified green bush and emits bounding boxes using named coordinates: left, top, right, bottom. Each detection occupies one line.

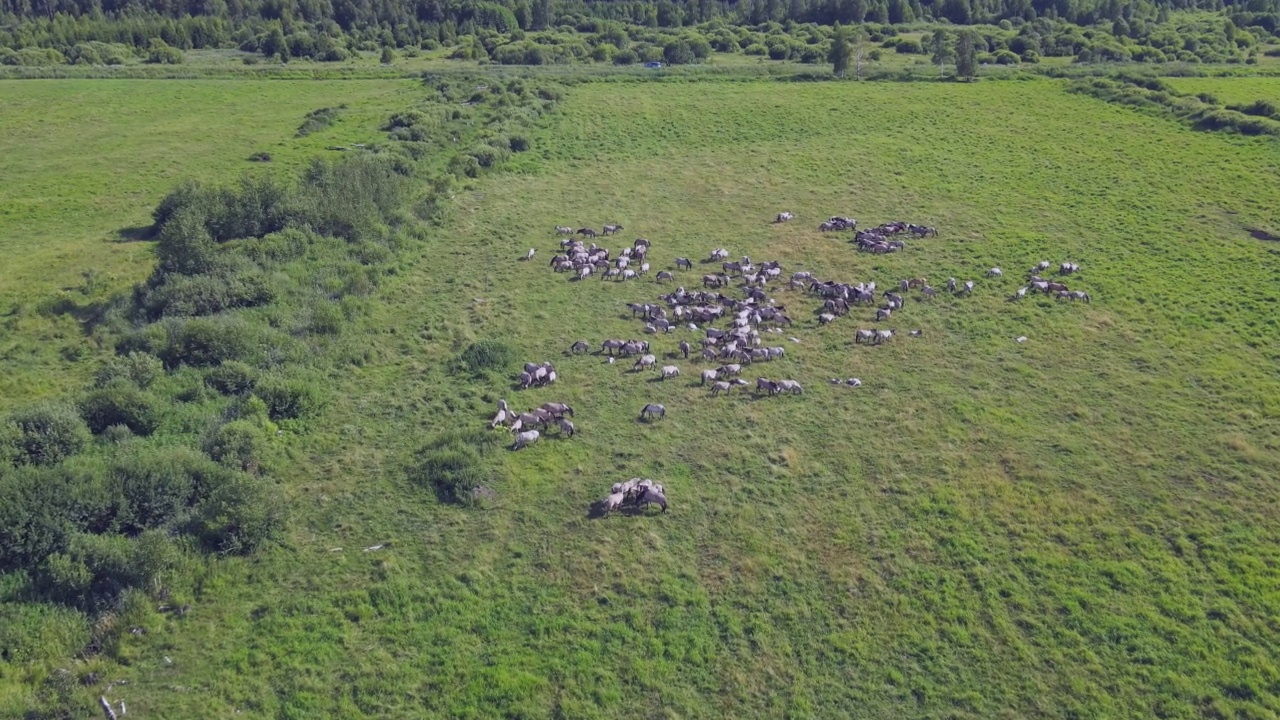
left=205, top=420, right=266, bottom=472
left=469, top=143, right=510, bottom=168
left=204, top=361, right=258, bottom=396
left=0, top=465, right=80, bottom=571
left=146, top=39, right=184, bottom=64
left=455, top=339, right=517, bottom=375
left=0, top=47, right=66, bottom=66
left=142, top=265, right=276, bottom=318
left=80, top=385, right=162, bottom=436
left=663, top=39, right=695, bottom=64
left=193, top=474, right=285, bottom=554
left=5, top=402, right=91, bottom=466
left=112, top=446, right=209, bottom=530
left=158, top=316, right=260, bottom=369
left=744, top=43, right=768, bottom=55
left=96, top=352, right=164, bottom=389
left=896, top=39, right=924, bottom=54
left=155, top=205, right=218, bottom=276
left=1229, top=99, right=1280, bottom=120
left=254, top=376, right=325, bottom=420
left=995, top=49, right=1021, bottom=64
left=297, top=106, right=341, bottom=137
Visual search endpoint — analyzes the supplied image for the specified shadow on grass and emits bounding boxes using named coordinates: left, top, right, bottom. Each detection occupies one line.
left=586, top=500, right=668, bottom=520
left=37, top=293, right=127, bottom=336
left=114, top=225, right=153, bottom=243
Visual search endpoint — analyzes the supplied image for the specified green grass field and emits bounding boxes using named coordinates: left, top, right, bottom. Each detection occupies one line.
left=1166, top=75, right=1280, bottom=105
left=5, top=73, right=1280, bottom=718
left=0, top=79, right=419, bottom=410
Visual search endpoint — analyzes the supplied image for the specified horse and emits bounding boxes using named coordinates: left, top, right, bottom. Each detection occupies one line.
left=639, top=403, right=666, bottom=421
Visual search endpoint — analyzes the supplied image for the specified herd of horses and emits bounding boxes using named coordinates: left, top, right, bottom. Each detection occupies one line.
left=496, top=212, right=1092, bottom=515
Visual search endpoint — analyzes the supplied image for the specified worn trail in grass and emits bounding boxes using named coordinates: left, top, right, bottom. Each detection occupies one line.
left=117, top=79, right=1280, bottom=718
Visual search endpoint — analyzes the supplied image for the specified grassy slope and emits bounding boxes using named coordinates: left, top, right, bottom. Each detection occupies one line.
left=0, top=79, right=419, bottom=411
left=1166, top=76, right=1280, bottom=105
left=86, top=78, right=1280, bottom=719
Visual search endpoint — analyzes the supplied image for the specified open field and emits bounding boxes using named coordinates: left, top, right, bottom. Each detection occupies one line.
left=0, top=79, right=419, bottom=410
left=14, top=75, right=1270, bottom=719
left=1166, top=76, right=1280, bottom=105
left=2, top=69, right=1280, bottom=716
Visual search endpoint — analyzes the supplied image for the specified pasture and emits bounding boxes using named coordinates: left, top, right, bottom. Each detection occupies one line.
left=0, top=79, right=419, bottom=410
left=46, top=76, right=1279, bottom=719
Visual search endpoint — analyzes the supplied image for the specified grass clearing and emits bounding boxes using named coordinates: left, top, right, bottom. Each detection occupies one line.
left=1166, top=75, right=1280, bottom=105
left=26, top=76, right=1276, bottom=718
left=0, top=79, right=419, bottom=410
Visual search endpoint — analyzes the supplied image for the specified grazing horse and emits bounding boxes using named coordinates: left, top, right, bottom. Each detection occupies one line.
left=876, top=308, right=892, bottom=322
left=556, top=419, right=576, bottom=437
left=637, top=487, right=669, bottom=513
left=987, top=267, right=1002, bottom=277
left=602, top=224, right=623, bottom=235
left=639, top=403, right=666, bottom=421
left=512, top=430, right=540, bottom=450
left=775, top=211, right=794, bottom=223
left=675, top=257, right=693, bottom=270
left=922, top=286, right=938, bottom=299
left=908, top=277, right=928, bottom=288
left=679, top=340, right=691, bottom=359
left=656, top=270, right=674, bottom=283
left=555, top=226, right=574, bottom=235
left=1070, top=290, right=1091, bottom=303
left=855, top=329, right=875, bottom=344
left=570, top=340, right=590, bottom=354
left=577, top=227, right=597, bottom=238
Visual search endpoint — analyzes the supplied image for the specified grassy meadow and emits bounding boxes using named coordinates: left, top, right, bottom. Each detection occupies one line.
left=5, top=72, right=1280, bottom=718
left=0, top=79, right=420, bottom=410
left=1166, top=75, right=1280, bottom=105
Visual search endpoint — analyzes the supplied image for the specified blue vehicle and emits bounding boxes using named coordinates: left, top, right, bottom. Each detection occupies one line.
left=644, top=61, right=663, bottom=69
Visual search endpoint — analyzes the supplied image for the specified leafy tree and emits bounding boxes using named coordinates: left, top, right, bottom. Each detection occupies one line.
left=829, top=21, right=851, bottom=77
left=956, top=29, right=977, bottom=78
left=261, top=26, right=287, bottom=60
left=663, top=39, right=694, bottom=64
left=930, top=29, right=954, bottom=76
left=380, top=46, right=394, bottom=63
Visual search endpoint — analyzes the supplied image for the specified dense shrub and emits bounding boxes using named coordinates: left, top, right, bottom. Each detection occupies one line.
left=297, top=106, right=341, bottom=137
left=663, top=39, right=694, bottom=64
left=1229, top=99, right=1280, bottom=120
left=157, top=316, right=261, bottom=368
left=155, top=205, right=219, bottom=276
left=455, top=339, right=517, bottom=374
left=111, top=446, right=212, bottom=530
left=995, top=49, right=1021, bottom=64
left=895, top=39, right=924, bottom=53
left=142, top=265, right=276, bottom=318
left=146, top=39, right=184, bottom=64
left=80, top=385, right=162, bottom=436
left=193, top=473, right=285, bottom=553
left=5, top=403, right=91, bottom=466
left=204, top=361, right=259, bottom=395
left=205, top=420, right=266, bottom=472
left=96, top=352, right=164, bottom=389
left=254, top=375, right=325, bottom=420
